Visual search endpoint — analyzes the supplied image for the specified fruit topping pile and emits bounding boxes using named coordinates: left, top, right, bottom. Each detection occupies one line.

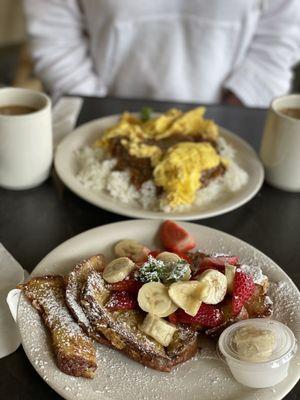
left=100, top=220, right=258, bottom=347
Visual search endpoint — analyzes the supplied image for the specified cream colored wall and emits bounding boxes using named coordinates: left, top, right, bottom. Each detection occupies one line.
left=0, top=0, right=26, bottom=46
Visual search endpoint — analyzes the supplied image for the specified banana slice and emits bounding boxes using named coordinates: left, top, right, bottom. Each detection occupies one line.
left=114, top=239, right=150, bottom=262
left=196, top=269, right=227, bottom=305
left=168, top=281, right=208, bottom=316
left=102, top=257, right=135, bottom=283
left=139, top=313, right=177, bottom=347
left=181, top=268, right=192, bottom=281
left=156, top=252, right=181, bottom=263
left=137, top=282, right=178, bottom=317
left=225, top=264, right=236, bottom=294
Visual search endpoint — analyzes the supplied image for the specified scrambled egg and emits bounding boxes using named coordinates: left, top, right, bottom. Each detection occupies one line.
left=94, top=107, right=223, bottom=208
left=143, top=107, right=218, bottom=140
left=143, top=108, right=182, bottom=137
left=121, top=139, right=162, bottom=167
left=154, top=142, right=221, bottom=207
left=94, top=120, right=145, bottom=149
left=95, top=107, right=218, bottom=146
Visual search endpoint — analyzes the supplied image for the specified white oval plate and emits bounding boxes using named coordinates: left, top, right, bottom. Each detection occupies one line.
left=54, top=115, right=264, bottom=220
left=18, top=220, right=300, bottom=400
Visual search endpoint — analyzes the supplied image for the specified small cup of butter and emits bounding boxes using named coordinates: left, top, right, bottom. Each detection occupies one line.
left=218, top=319, right=297, bottom=388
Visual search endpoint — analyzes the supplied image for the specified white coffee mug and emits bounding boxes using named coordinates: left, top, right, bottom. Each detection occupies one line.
left=0, top=88, right=52, bottom=190
left=260, top=94, right=300, bottom=192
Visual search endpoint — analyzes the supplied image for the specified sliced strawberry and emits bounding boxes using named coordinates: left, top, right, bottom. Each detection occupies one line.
left=205, top=302, right=249, bottom=338
left=106, top=291, right=138, bottom=311
left=232, top=270, right=255, bottom=315
left=170, top=304, right=223, bottom=328
left=192, top=255, right=239, bottom=277
left=109, top=279, right=142, bottom=294
left=160, top=220, right=196, bottom=253
left=168, top=312, right=178, bottom=325
left=196, top=304, right=224, bottom=327
left=201, top=255, right=239, bottom=270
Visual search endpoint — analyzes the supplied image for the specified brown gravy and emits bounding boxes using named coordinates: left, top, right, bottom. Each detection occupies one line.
left=0, top=105, right=37, bottom=116
left=279, top=108, right=300, bottom=120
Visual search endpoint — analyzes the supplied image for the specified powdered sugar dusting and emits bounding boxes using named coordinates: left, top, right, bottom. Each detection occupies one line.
left=21, top=279, right=96, bottom=369
left=65, top=292, right=90, bottom=328
left=268, top=281, right=300, bottom=328
left=240, top=264, right=266, bottom=286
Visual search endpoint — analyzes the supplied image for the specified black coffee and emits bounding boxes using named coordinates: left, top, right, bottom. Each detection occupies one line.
left=0, top=105, right=37, bottom=116
left=279, top=108, right=300, bottom=120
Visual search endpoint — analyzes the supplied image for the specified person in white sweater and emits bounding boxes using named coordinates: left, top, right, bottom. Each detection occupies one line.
left=23, top=0, right=300, bottom=107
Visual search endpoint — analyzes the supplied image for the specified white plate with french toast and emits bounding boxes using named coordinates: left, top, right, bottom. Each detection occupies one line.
left=17, top=220, right=300, bottom=400
left=55, top=108, right=264, bottom=220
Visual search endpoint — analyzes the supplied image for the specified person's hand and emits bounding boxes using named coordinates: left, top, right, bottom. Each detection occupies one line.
left=222, top=90, right=243, bottom=106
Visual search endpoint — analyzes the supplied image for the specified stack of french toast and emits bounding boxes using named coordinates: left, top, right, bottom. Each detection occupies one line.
left=19, top=220, right=273, bottom=378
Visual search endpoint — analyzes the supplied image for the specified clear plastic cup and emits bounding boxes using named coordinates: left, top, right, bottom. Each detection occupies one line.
left=218, top=319, right=297, bottom=388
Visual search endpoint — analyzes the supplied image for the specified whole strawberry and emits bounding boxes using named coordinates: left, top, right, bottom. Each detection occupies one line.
left=232, top=270, right=255, bottom=315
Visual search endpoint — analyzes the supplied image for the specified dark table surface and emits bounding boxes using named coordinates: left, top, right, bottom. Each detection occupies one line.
left=0, top=96, right=299, bottom=399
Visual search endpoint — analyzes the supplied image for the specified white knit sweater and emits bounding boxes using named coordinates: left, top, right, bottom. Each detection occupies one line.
left=24, top=0, right=300, bottom=106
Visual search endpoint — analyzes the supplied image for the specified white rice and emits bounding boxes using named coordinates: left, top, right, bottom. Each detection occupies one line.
left=75, top=137, right=248, bottom=212
left=106, top=170, right=140, bottom=204
left=76, top=147, right=116, bottom=193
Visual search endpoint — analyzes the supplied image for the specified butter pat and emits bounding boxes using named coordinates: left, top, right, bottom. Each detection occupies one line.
left=232, top=326, right=276, bottom=362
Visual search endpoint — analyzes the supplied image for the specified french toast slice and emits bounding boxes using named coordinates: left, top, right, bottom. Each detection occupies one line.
left=244, top=284, right=273, bottom=318
left=65, top=254, right=110, bottom=345
left=81, top=271, right=198, bottom=372
left=19, top=276, right=97, bottom=378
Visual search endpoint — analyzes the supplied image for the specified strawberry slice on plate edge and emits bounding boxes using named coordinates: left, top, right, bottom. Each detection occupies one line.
left=160, top=220, right=196, bottom=253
